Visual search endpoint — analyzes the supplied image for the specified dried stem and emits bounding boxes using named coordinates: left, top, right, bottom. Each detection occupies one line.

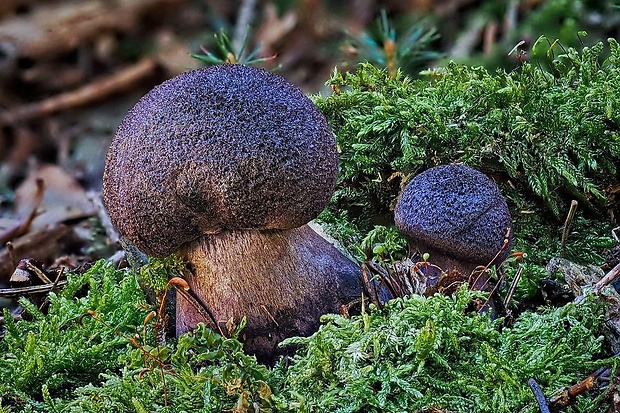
left=549, top=364, right=610, bottom=408
left=24, top=260, right=52, bottom=284
left=503, top=266, right=524, bottom=308
left=561, top=200, right=578, bottom=257
left=361, top=262, right=381, bottom=308
left=0, top=280, right=67, bottom=297
left=366, top=259, right=400, bottom=299
left=0, top=58, right=156, bottom=125
left=5, top=242, right=16, bottom=270
left=39, top=267, right=65, bottom=312
left=594, top=261, right=620, bottom=294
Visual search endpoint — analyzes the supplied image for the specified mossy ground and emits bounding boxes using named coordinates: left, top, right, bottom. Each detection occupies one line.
left=0, top=261, right=615, bottom=413
left=1, top=38, right=620, bottom=413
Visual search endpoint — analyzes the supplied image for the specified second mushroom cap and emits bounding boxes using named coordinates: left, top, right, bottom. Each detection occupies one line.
left=394, top=164, right=512, bottom=272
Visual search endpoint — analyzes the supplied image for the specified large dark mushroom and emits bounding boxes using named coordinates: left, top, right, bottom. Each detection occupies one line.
left=394, top=164, right=513, bottom=288
left=103, top=64, right=363, bottom=361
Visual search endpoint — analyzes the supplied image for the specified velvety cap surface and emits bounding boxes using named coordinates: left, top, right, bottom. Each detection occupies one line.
left=394, top=164, right=512, bottom=264
left=103, top=64, right=338, bottom=257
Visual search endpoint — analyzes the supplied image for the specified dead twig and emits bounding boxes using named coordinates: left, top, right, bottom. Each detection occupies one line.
left=0, top=58, right=157, bottom=125
left=503, top=265, right=524, bottom=308
left=549, top=365, right=608, bottom=408
left=260, top=305, right=280, bottom=327
left=0, top=280, right=68, bottom=297
left=39, top=267, right=65, bottom=312
left=561, top=200, right=578, bottom=258
left=366, top=260, right=400, bottom=299
left=0, top=224, right=71, bottom=280
left=24, top=259, right=52, bottom=284
left=594, top=262, right=620, bottom=294
left=360, top=262, right=381, bottom=308
left=5, top=242, right=17, bottom=270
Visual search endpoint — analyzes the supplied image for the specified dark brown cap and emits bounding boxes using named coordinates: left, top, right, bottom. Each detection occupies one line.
left=394, top=164, right=512, bottom=267
left=103, top=64, right=338, bottom=257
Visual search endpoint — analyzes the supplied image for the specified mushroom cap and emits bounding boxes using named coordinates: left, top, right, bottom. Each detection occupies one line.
left=103, top=65, right=338, bottom=257
left=394, top=164, right=512, bottom=267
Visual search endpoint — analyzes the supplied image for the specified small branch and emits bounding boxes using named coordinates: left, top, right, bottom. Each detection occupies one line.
left=39, top=267, right=65, bottom=311
left=0, top=58, right=157, bottom=125
left=260, top=305, right=280, bottom=327
left=561, top=200, right=578, bottom=257
left=366, top=259, right=401, bottom=299
left=232, top=0, right=258, bottom=61
left=549, top=364, right=610, bottom=408
left=0, top=280, right=67, bottom=297
left=24, top=260, right=52, bottom=284
left=594, top=261, right=620, bottom=294
left=5, top=242, right=17, bottom=270
left=503, top=266, right=524, bottom=308
left=0, top=224, right=71, bottom=280
left=361, top=262, right=381, bottom=307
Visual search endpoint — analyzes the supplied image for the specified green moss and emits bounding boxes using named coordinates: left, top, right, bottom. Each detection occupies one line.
left=138, top=255, right=185, bottom=292
left=313, top=39, right=619, bottom=297
left=317, top=42, right=620, bottom=222
left=0, top=260, right=150, bottom=409
left=0, top=263, right=613, bottom=412
left=279, top=288, right=610, bottom=413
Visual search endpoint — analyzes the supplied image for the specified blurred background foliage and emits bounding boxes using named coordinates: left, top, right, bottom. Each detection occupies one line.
left=194, top=0, right=620, bottom=85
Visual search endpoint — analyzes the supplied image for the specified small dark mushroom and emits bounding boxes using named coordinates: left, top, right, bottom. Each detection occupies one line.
left=103, top=64, right=363, bottom=362
left=394, top=164, right=512, bottom=288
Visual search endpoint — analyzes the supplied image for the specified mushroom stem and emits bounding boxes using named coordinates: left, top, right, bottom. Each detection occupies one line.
left=410, top=244, right=491, bottom=290
left=176, top=224, right=363, bottom=362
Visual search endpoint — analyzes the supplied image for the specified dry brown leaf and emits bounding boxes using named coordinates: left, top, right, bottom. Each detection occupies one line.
left=14, top=164, right=95, bottom=229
